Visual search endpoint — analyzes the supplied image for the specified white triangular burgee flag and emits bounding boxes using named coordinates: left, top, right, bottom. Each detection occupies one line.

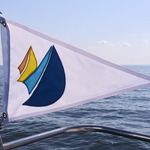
left=1, top=16, right=150, bottom=123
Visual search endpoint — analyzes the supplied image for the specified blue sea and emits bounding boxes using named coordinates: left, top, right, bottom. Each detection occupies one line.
left=0, top=65, right=150, bottom=150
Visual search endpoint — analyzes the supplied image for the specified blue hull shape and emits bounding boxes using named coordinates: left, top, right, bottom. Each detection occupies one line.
left=23, top=45, right=66, bottom=107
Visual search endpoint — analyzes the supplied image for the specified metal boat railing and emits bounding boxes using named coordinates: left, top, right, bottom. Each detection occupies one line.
left=1, top=124, right=150, bottom=150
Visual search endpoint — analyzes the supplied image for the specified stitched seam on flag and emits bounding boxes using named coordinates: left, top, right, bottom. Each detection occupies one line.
left=8, top=82, right=150, bottom=122
left=1, top=17, right=11, bottom=123
left=6, top=20, right=150, bottom=81
left=86, top=81, right=150, bottom=99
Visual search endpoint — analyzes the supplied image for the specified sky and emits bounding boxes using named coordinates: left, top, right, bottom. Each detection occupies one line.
left=0, top=0, right=150, bottom=65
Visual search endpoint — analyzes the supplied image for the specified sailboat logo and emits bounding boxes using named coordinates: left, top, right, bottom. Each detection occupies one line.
left=17, top=45, right=66, bottom=107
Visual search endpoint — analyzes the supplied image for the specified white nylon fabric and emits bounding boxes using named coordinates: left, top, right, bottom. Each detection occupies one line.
left=2, top=20, right=150, bottom=123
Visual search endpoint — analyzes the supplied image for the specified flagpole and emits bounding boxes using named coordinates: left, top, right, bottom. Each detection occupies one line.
left=0, top=12, right=7, bottom=129
left=0, top=12, right=4, bottom=150
left=0, top=13, right=3, bottom=130
left=0, top=137, right=4, bottom=150
left=0, top=113, right=7, bottom=130
left=1, top=125, right=150, bottom=150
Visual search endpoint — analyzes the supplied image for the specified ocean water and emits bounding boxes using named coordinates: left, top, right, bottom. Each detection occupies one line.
left=0, top=65, right=150, bottom=150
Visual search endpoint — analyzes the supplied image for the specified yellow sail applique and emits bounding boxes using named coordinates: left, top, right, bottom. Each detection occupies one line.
left=17, top=46, right=37, bottom=82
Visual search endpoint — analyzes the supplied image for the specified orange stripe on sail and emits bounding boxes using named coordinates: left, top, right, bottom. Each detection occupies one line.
left=18, top=47, right=30, bottom=74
